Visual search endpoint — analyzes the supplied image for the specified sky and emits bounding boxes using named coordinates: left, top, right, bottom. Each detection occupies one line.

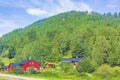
left=0, top=0, right=120, bottom=36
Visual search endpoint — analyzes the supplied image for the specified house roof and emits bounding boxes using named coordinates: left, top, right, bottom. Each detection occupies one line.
left=19, top=59, right=31, bottom=65
left=10, top=63, right=21, bottom=68
left=45, top=62, right=57, bottom=65
left=0, top=59, right=39, bottom=69
left=10, top=59, right=31, bottom=68
left=61, top=58, right=82, bottom=62
left=1, top=66, right=8, bottom=69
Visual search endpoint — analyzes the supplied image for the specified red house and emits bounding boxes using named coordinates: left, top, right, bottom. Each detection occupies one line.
left=8, top=59, right=41, bottom=72
left=8, top=62, right=21, bottom=72
left=0, top=66, right=8, bottom=72
left=20, top=59, right=40, bottom=72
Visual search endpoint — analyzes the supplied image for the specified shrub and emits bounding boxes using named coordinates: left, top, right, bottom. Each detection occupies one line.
left=60, top=62, right=73, bottom=73
left=26, top=68, right=38, bottom=74
left=0, top=62, right=4, bottom=67
left=42, top=72, right=59, bottom=78
left=13, top=66, right=23, bottom=74
left=76, top=58, right=96, bottom=73
left=95, top=64, right=115, bottom=78
left=113, top=66, right=120, bottom=74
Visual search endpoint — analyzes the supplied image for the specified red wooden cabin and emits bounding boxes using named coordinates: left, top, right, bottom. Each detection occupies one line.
left=20, top=59, right=40, bottom=72
left=8, top=63, right=20, bottom=72
left=8, top=59, right=40, bottom=72
left=0, top=66, right=8, bottom=72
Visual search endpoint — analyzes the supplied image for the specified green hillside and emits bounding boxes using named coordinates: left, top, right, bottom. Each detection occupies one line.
left=0, top=11, right=120, bottom=69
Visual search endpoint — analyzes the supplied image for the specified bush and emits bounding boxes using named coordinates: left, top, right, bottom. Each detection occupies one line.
left=0, top=62, right=4, bottom=67
left=113, top=66, right=120, bottom=74
left=13, top=66, right=23, bottom=74
left=26, top=68, right=38, bottom=74
left=60, top=62, right=73, bottom=73
left=95, top=64, right=115, bottom=78
left=76, top=58, right=96, bottom=73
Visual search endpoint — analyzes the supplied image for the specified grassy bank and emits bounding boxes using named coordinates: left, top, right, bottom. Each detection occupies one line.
left=0, top=65, right=120, bottom=80
left=1, top=70, right=120, bottom=80
left=9, top=73, right=120, bottom=80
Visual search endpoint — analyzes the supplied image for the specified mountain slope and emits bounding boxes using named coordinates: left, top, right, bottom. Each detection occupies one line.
left=0, top=11, right=120, bottom=67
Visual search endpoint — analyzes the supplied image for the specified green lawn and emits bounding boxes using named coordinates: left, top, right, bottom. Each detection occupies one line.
left=12, top=71, right=120, bottom=80
left=1, top=71, right=120, bottom=80
left=0, top=64, right=120, bottom=80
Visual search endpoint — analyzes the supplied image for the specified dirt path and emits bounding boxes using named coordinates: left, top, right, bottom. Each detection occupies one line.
left=0, top=74, right=45, bottom=80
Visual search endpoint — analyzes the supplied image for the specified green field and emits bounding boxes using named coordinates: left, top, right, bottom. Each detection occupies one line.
left=1, top=67, right=119, bottom=80
left=8, top=72, right=120, bottom=80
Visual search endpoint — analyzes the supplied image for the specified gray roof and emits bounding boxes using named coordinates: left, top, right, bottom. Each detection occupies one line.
left=10, top=63, right=21, bottom=68
left=61, top=58, right=82, bottom=62
left=1, top=59, right=33, bottom=69
left=10, top=59, right=31, bottom=68
left=1, top=66, right=8, bottom=69
left=19, top=59, right=30, bottom=65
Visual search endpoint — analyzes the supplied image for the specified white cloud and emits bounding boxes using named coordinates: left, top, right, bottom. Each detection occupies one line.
left=78, top=2, right=93, bottom=12
left=0, top=0, right=93, bottom=36
left=0, top=19, right=17, bottom=36
left=0, top=19, right=17, bottom=28
left=51, top=0, right=93, bottom=13
left=2, top=0, right=92, bottom=17
left=26, top=8, right=48, bottom=16
left=56, top=0, right=92, bottom=12
left=46, top=0, right=93, bottom=16
left=106, top=4, right=118, bottom=8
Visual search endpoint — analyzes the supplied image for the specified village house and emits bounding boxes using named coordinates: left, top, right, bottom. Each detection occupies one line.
left=8, top=62, right=20, bottom=72
left=61, top=58, right=82, bottom=68
left=1, top=59, right=41, bottom=72
left=20, top=59, right=40, bottom=72
left=0, top=66, right=8, bottom=72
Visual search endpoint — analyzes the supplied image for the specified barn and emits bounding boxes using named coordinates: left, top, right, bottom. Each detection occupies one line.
left=7, top=59, right=41, bottom=72
left=20, top=59, right=40, bottom=72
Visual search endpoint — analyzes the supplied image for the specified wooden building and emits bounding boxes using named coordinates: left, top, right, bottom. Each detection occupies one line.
left=1, top=59, right=41, bottom=72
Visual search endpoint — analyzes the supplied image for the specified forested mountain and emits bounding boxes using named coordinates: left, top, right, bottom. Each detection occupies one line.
left=0, top=11, right=120, bottom=67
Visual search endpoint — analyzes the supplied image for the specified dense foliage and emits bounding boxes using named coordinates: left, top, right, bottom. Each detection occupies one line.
left=95, top=64, right=115, bottom=78
left=0, top=11, right=120, bottom=69
left=26, top=68, right=38, bottom=74
left=76, top=57, right=96, bottom=73
left=13, top=66, right=23, bottom=74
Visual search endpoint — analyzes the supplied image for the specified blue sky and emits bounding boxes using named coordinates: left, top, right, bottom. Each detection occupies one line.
left=0, top=0, right=120, bottom=36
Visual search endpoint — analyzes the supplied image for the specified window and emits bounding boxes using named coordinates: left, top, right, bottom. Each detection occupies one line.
left=34, top=68, right=37, bottom=70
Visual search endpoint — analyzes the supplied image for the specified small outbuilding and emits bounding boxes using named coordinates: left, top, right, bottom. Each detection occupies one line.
left=44, top=62, right=55, bottom=68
